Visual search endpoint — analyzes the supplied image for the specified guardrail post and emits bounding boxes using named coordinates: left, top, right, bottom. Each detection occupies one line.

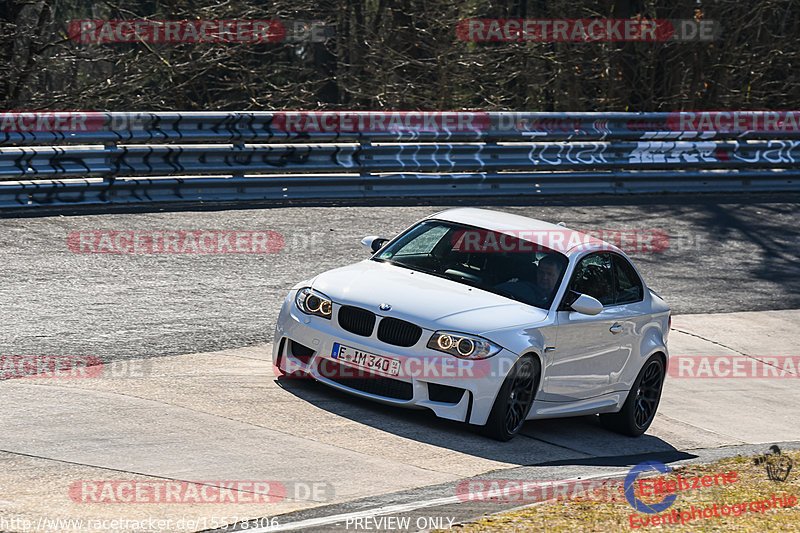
left=104, top=142, right=117, bottom=184
left=360, top=138, right=372, bottom=194
left=232, top=141, right=245, bottom=180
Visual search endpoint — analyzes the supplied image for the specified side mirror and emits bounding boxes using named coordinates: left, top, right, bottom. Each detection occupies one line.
left=361, top=236, right=389, bottom=253
left=570, top=293, right=603, bottom=315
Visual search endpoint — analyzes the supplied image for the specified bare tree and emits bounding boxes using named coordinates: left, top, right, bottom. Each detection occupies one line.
left=2, top=0, right=799, bottom=111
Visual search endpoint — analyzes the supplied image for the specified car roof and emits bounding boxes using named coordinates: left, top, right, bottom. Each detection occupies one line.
left=426, top=207, right=623, bottom=256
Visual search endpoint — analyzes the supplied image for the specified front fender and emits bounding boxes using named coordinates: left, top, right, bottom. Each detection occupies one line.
left=482, top=320, right=556, bottom=357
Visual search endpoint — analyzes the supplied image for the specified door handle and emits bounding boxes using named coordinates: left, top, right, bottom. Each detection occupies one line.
left=609, top=324, right=623, bottom=334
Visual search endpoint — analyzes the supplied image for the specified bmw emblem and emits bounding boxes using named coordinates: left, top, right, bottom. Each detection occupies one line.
left=379, top=303, right=391, bottom=311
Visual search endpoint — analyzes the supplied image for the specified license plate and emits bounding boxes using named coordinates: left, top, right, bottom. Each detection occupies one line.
left=330, top=343, right=401, bottom=376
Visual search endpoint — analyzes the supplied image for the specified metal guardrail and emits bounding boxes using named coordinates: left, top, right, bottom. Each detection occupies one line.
left=1, top=111, right=799, bottom=208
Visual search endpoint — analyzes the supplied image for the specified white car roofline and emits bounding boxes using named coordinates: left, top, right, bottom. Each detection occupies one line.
left=425, top=207, right=621, bottom=255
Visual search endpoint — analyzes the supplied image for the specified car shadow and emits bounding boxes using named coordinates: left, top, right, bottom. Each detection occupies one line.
left=275, top=376, right=693, bottom=468
left=603, top=192, right=800, bottom=313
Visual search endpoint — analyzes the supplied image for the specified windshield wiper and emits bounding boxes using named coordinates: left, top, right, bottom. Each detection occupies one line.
left=372, top=257, right=431, bottom=276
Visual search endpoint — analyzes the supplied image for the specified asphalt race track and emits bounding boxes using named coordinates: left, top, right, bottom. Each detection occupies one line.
left=1, top=192, right=799, bottom=363
left=1, top=192, right=799, bottom=533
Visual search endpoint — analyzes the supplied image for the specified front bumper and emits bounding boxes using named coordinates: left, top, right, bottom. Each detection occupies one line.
left=272, top=293, right=517, bottom=426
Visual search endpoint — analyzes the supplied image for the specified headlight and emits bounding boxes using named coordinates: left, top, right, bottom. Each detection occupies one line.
left=427, top=331, right=501, bottom=359
left=295, top=287, right=332, bottom=319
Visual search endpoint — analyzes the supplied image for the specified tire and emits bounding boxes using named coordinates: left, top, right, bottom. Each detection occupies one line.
left=481, top=355, right=540, bottom=441
left=600, top=354, right=665, bottom=437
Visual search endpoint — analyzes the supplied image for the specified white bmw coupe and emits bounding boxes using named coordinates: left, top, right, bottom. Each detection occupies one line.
left=273, top=208, right=670, bottom=441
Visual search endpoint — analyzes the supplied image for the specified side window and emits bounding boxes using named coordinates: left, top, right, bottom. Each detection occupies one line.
left=569, top=253, right=615, bottom=305
left=613, top=255, right=644, bottom=304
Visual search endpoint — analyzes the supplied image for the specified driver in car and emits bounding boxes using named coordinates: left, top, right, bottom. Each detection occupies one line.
left=495, top=254, right=564, bottom=306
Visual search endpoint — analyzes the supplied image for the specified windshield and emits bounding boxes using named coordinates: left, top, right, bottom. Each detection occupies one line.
left=373, top=220, right=569, bottom=310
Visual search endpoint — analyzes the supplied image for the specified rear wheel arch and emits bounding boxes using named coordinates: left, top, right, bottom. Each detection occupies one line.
left=642, top=349, right=667, bottom=375
left=601, top=352, right=666, bottom=437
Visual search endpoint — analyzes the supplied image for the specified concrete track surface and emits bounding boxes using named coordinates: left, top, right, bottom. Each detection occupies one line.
left=1, top=193, right=798, bottom=532
left=0, top=310, right=798, bottom=532
left=1, top=193, right=799, bottom=361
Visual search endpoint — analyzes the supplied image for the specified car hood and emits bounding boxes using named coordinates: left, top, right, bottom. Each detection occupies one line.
left=310, top=260, right=548, bottom=335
